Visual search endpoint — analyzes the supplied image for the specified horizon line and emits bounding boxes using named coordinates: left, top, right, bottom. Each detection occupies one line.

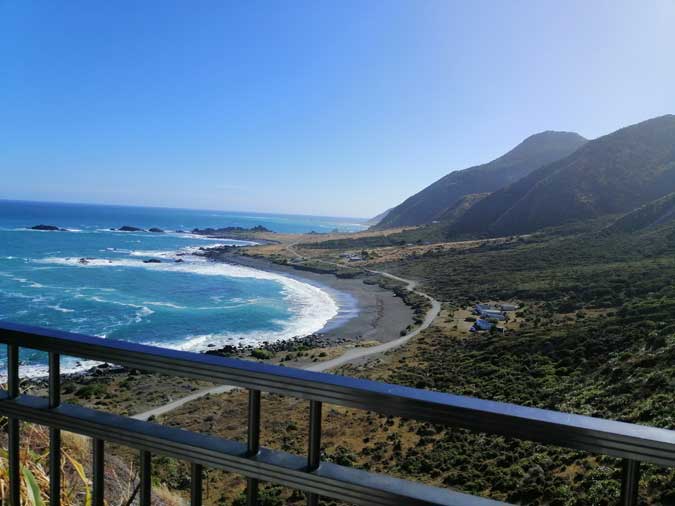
left=0, top=197, right=370, bottom=222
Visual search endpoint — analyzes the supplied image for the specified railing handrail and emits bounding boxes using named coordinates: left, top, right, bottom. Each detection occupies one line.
left=2, top=321, right=675, bottom=467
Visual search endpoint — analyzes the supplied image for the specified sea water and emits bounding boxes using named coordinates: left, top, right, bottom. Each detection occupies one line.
left=0, top=200, right=366, bottom=375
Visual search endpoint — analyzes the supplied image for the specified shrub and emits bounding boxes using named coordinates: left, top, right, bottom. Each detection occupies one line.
left=251, top=348, right=273, bottom=360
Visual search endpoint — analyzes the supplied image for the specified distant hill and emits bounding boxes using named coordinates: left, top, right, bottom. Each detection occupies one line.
left=373, top=131, right=587, bottom=230
left=365, top=208, right=392, bottom=227
left=453, top=115, right=675, bottom=236
left=606, top=192, right=675, bottom=234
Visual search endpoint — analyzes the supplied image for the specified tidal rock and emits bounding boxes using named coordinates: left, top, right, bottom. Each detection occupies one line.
left=31, top=224, right=65, bottom=231
left=143, top=258, right=162, bottom=263
left=118, top=226, right=144, bottom=232
left=148, top=227, right=165, bottom=233
left=191, top=225, right=272, bottom=235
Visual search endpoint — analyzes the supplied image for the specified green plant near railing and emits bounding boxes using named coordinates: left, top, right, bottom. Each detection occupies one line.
left=0, top=422, right=91, bottom=506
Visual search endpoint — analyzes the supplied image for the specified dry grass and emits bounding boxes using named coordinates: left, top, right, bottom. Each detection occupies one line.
left=0, top=422, right=91, bottom=506
left=0, top=421, right=186, bottom=506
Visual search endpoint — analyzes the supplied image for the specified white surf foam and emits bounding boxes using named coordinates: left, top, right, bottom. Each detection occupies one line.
left=142, top=301, right=186, bottom=309
left=34, top=253, right=339, bottom=349
left=47, top=304, right=75, bottom=313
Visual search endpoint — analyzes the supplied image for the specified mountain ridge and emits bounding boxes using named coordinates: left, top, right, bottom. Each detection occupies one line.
left=450, top=114, right=675, bottom=236
left=373, top=130, right=588, bottom=229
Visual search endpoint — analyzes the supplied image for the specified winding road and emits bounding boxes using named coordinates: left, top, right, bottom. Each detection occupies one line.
left=133, top=249, right=440, bottom=421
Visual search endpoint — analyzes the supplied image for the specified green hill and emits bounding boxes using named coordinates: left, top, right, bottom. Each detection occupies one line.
left=373, top=131, right=587, bottom=229
left=435, top=192, right=489, bottom=224
left=606, top=191, right=675, bottom=234
left=453, top=114, right=675, bottom=236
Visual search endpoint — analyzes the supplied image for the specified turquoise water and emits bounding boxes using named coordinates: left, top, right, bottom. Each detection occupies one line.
left=0, top=200, right=366, bottom=375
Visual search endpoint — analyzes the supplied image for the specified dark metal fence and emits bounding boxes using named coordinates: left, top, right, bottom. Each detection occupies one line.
left=1, top=321, right=674, bottom=505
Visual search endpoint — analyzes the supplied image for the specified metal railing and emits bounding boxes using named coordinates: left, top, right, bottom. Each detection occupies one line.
left=1, top=321, right=674, bottom=505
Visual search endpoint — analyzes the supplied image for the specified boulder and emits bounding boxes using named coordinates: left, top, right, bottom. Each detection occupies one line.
left=143, top=259, right=162, bottom=263
left=118, top=226, right=144, bottom=232
left=148, top=228, right=165, bottom=233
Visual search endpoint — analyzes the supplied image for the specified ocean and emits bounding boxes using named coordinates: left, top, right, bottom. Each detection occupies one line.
left=0, top=200, right=367, bottom=376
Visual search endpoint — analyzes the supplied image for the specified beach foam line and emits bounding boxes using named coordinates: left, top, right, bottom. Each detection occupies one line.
left=128, top=244, right=231, bottom=259
left=34, top=254, right=339, bottom=346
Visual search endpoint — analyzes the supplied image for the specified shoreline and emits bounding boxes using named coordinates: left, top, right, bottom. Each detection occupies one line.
left=132, top=257, right=442, bottom=420
left=199, top=250, right=415, bottom=345
left=21, top=240, right=440, bottom=421
left=15, top=243, right=415, bottom=382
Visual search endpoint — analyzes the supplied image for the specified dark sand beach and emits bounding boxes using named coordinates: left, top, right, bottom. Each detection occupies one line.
left=207, top=251, right=415, bottom=344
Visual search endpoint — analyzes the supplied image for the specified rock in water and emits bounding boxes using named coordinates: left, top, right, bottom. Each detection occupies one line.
left=30, top=224, right=65, bottom=231
left=148, top=227, right=165, bottom=233
left=118, top=226, right=144, bottom=232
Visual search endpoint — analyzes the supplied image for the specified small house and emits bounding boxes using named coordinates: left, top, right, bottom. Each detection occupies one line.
left=473, top=319, right=494, bottom=331
left=474, top=303, right=499, bottom=314
left=479, top=309, right=506, bottom=321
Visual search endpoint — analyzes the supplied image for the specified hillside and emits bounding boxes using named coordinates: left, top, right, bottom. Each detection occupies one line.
left=373, top=131, right=587, bottom=229
left=192, top=217, right=675, bottom=505
left=453, top=114, right=675, bottom=236
left=364, top=208, right=392, bottom=226
left=435, top=192, right=489, bottom=224
left=606, top=191, right=675, bottom=234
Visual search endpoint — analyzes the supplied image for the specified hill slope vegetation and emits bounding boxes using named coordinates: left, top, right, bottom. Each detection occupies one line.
left=453, top=114, right=675, bottom=236
left=374, top=131, right=587, bottom=229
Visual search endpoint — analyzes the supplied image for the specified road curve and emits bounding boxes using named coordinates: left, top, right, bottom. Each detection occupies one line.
left=133, top=259, right=440, bottom=421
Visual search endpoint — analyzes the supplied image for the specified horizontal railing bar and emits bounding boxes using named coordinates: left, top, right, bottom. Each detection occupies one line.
left=2, top=322, right=675, bottom=466
left=0, top=391, right=505, bottom=506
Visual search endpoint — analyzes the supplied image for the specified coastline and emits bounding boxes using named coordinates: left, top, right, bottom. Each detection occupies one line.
left=202, top=250, right=415, bottom=345
left=22, top=244, right=429, bottom=419
left=16, top=243, right=415, bottom=383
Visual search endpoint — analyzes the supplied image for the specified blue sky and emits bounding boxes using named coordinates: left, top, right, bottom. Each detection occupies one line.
left=2, top=1, right=674, bottom=218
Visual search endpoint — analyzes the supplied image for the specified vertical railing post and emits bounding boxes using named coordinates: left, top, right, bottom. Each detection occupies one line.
left=306, top=400, right=322, bottom=506
left=92, top=438, right=104, bottom=506
left=246, top=389, right=261, bottom=506
left=140, top=450, right=152, bottom=506
left=190, top=463, right=202, bottom=506
left=620, top=459, right=640, bottom=506
left=49, top=352, right=61, bottom=506
left=7, top=344, right=21, bottom=506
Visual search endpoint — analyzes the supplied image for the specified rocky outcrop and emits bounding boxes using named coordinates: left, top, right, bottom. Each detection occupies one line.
left=148, top=228, right=165, bottom=233
left=191, top=225, right=272, bottom=235
left=143, top=259, right=162, bottom=263
left=30, top=224, right=66, bottom=231
left=118, top=226, right=145, bottom=232
left=204, top=334, right=344, bottom=358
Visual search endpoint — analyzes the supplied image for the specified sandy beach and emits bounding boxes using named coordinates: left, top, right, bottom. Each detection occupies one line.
left=208, top=251, right=415, bottom=345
